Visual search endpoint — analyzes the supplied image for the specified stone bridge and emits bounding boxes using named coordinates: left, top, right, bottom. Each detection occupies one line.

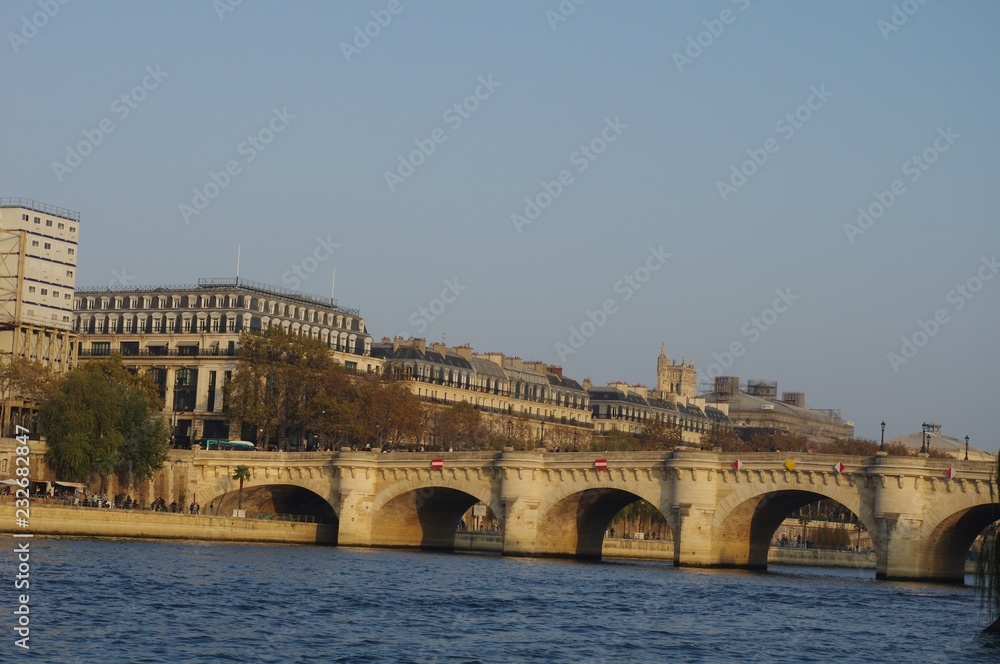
left=135, top=448, right=1000, bottom=583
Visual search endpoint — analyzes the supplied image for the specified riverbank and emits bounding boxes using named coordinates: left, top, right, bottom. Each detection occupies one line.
left=0, top=503, right=337, bottom=545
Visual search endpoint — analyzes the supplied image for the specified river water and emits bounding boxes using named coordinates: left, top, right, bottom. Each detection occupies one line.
left=5, top=537, right=1000, bottom=663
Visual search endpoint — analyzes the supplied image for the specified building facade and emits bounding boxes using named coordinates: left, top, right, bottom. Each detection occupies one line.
left=588, top=381, right=730, bottom=444
left=0, top=198, right=80, bottom=434
left=373, top=338, right=591, bottom=443
left=73, top=277, right=377, bottom=445
left=701, top=376, right=855, bottom=439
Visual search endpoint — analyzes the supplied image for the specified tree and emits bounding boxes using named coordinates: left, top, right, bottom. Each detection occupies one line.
left=303, top=361, right=357, bottom=449
left=38, top=356, right=169, bottom=489
left=224, top=327, right=341, bottom=450
left=701, top=424, right=745, bottom=453
left=353, top=375, right=425, bottom=449
left=636, top=418, right=683, bottom=451
left=975, top=454, right=1000, bottom=632
left=434, top=401, right=483, bottom=451
left=0, top=357, right=56, bottom=435
left=232, top=465, right=251, bottom=511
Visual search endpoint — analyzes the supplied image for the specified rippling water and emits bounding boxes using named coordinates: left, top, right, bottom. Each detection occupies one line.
left=7, top=538, right=1000, bottom=662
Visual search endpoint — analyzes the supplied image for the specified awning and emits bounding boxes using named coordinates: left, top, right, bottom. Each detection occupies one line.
left=54, top=481, right=85, bottom=490
left=0, top=479, right=21, bottom=486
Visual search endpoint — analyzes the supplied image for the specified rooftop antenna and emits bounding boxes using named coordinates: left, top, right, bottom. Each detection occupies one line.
left=330, top=268, right=336, bottom=303
left=235, top=245, right=241, bottom=283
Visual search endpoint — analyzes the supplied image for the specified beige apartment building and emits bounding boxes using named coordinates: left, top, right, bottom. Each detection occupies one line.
left=73, top=277, right=377, bottom=446
left=373, top=337, right=592, bottom=445
left=588, top=382, right=730, bottom=444
left=0, top=198, right=81, bottom=434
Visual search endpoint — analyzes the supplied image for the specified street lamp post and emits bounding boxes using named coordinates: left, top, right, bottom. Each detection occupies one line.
left=965, top=435, right=970, bottom=461
left=540, top=420, right=545, bottom=447
left=921, top=422, right=929, bottom=454
left=880, top=421, right=886, bottom=452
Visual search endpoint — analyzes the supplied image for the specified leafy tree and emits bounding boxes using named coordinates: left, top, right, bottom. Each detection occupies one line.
left=225, top=327, right=343, bottom=449
left=353, top=375, right=425, bottom=449
left=307, top=364, right=359, bottom=449
left=0, top=357, right=56, bottom=435
left=636, top=418, right=683, bottom=451
left=610, top=500, right=669, bottom=539
left=434, top=401, right=483, bottom=451
left=232, top=464, right=251, bottom=511
left=598, top=428, right=638, bottom=452
left=975, top=455, right=1000, bottom=632
left=701, top=424, right=746, bottom=453
left=39, top=356, right=169, bottom=489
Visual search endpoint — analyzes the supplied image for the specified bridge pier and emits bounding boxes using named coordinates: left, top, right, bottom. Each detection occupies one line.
left=334, top=455, right=377, bottom=548
left=498, top=452, right=545, bottom=557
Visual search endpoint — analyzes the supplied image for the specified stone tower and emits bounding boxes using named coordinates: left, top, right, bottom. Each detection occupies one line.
left=656, top=343, right=696, bottom=399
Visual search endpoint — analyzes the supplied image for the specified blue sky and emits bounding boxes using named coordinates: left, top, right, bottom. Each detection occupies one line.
left=3, top=1, right=998, bottom=449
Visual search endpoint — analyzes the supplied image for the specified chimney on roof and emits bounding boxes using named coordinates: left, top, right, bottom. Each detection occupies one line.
left=781, top=392, right=805, bottom=408
left=548, top=365, right=563, bottom=378
left=529, top=361, right=548, bottom=374
left=583, top=378, right=592, bottom=391
left=453, top=346, right=473, bottom=360
left=475, top=352, right=505, bottom=368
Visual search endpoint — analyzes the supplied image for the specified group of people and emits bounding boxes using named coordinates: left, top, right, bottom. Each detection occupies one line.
left=76, top=494, right=138, bottom=509
left=149, top=497, right=207, bottom=514
left=68, top=494, right=216, bottom=515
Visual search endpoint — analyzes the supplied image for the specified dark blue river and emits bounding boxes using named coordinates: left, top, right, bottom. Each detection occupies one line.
left=4, top=537, right=1000, bottom=662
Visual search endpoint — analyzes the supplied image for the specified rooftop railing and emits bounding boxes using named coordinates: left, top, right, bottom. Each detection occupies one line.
left=74, top=277, right=361, bottom=316
left=0, top=197, right=81, bottom=221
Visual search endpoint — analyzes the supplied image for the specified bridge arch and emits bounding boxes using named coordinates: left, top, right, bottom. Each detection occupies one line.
left=710, top=481, right=874, bottom=570
left=199, top=481, right=341, bottom=545
left=913, top=493, right=1000, bottom=583
left=533, top=482, right=672, bottom=559
left=371, top=476, right=500, bottom=551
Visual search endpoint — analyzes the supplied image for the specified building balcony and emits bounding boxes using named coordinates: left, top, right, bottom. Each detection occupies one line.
left=78, top=348, right=239, bottom=359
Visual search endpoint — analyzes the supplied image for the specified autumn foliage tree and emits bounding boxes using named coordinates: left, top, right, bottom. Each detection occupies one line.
left=225, top=327, right=359, bottom=449
left=432, top=401, right=484, bottom=451
left=0, top=356, right=56, bottom=435
left=353, top=375, right=425, bottom=449
left=226, top=327, right=428, bottom=450
left=636, top=418, right=683, bottom=451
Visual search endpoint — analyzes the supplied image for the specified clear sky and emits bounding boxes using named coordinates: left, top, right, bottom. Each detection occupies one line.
left=3, top=1, right=998, bottom=450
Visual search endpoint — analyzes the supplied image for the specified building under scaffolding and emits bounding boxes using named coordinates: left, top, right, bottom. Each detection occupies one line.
left=0, top=198, right=81, bottom=435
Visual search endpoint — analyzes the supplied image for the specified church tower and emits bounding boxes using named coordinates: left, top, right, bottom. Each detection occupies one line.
left=656, top=343, right=696, bottom=399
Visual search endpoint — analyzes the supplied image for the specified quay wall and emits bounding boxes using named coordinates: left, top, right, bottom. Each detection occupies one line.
left=0, top=504, right=337, bottom=545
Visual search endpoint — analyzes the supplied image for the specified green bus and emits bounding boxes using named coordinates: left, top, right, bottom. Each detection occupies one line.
left=204, top=439, right=256, bottom=451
